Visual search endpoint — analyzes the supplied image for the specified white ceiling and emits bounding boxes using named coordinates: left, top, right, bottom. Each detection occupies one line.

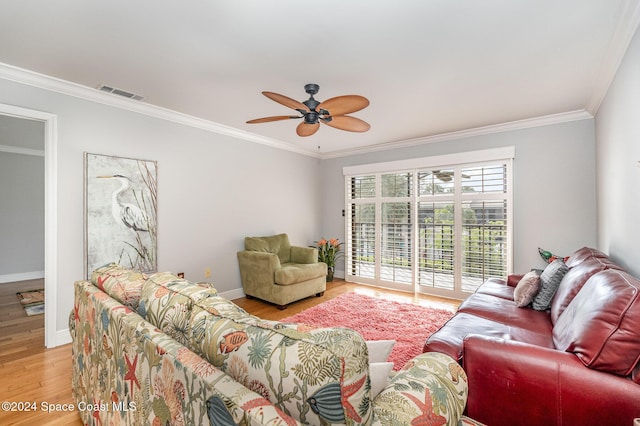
left=1, top=1, right=639, bottom=157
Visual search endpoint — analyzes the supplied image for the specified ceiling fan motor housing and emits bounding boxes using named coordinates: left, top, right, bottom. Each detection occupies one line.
left=304, top=111, right=319, bottom=124
left=304, top=83, right=319, bottom=95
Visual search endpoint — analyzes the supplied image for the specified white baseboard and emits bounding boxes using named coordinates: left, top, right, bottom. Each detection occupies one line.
left=54, top=328, right=72, bottom=347
left=219, top=287, right=246, bottom=301
left=0, top=270, right=45, bottom=284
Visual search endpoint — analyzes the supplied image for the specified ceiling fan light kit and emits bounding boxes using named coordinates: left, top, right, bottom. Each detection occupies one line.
left=247, top=83, right=370, bottom=137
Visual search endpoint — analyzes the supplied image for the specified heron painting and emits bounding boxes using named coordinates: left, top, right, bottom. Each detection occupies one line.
left=85, top=153, right=157, bottom=278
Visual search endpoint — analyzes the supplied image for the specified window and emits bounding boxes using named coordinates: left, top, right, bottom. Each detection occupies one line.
left=344, top=148, right=513, bottom=298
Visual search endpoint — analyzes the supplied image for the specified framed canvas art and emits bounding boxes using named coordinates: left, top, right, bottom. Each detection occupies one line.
left=84, top=153, right=157, bottom=278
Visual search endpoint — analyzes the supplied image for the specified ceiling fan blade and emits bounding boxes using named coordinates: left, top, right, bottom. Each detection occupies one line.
left=296, top=121, right=320, bottom=137
left=318, top=95, right=369, bottom=116
left=323, top=115, right=371, bottom=133
left=262, top=91, right=310, bottom=112
left=246, top=115, right=300, bottom=124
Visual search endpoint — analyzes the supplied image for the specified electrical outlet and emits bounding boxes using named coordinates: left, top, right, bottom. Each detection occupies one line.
left=177, top=272, right=185, bottom=279
left=204, top=268, right=211, bottom=278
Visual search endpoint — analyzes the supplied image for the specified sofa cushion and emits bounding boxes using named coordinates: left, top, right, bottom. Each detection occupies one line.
left=193, top=306, right=371, bottom=424
left=90, top=263, right=147, bottom=310
left=553, top=269, right=640, bottom=376
left=138, top=272, right=218, bottom=345
left=424, top=312, right=555, bottom=361
left=549, top=257, right=621, bottom=324
left=532, top=259, right=569, bottom=311
left=565, top=246, right=609, bottom=268
left=275, top=262, right=326, bottom=285
left=140, top=276, right=372, bottom=425
left=457, top=293, right=552, bottom=333
left=514, top=271, right=541, bottom=307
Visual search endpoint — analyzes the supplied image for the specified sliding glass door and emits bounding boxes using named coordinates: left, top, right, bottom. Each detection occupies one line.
left=344, top=150, right=512, bottom=299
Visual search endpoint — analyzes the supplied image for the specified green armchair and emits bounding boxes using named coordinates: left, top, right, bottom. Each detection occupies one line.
left=237, top=233, right=327, bottom=309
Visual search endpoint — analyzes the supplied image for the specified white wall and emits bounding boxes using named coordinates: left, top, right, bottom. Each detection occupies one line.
left=321, top=119, right=597, bottom=276
left=595, top=25, right=640, bottom=276
left=0, top=116, right=44, bottom=281
left=0, top=77, right=322, bottom=341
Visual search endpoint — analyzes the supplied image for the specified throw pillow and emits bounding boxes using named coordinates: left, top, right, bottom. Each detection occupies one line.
left=245, top=237, right=269, bottom=252
left=532, top=259, right=569, bottom=311
left=369, top=362, right=394, bottom=398
left=513, top=271, right=541, bottom=307
left=366, top=340, right=395, bottom=363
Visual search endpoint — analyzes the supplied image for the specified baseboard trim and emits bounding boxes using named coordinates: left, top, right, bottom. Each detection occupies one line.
left=54, top=328, right=72, bottom=347
left=219, top=288, right=246, bottom=301
left=0, top=270, right=45, bottom=284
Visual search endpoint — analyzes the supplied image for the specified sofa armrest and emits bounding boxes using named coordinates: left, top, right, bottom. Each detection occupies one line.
left=463, top=334, right=640, bottom=426
left=290, top=246, right=317, bottom=264
left=372, top=352, right=467, bottom=425
left=506, top=274, right=523, bottom=287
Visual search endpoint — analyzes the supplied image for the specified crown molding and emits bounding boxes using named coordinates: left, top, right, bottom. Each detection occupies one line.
left=319, top=110, right=593, bottom=159
left=585, top=0, right=640, bottom=114
left=0, top=62, right=321, bottom=159
left=0, top=144, right=44, bottom=157
left=0, top=62, right=605, bottom=161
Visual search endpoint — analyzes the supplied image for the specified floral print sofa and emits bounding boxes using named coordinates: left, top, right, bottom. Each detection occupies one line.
left=70, top=264, right=469, bottom=425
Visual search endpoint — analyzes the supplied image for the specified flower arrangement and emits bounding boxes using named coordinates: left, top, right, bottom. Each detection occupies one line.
left=315, top=238, right=344, bottom=269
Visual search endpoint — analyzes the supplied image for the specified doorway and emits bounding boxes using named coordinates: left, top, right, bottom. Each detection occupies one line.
left=0, top=103, right=57, bottom=347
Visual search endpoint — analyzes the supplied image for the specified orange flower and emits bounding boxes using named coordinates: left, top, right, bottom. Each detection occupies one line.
left=318, top=239, right=327, bottom=246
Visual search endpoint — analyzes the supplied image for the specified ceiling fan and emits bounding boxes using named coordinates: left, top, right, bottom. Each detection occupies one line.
left=246, top=83, right=370, bottom=137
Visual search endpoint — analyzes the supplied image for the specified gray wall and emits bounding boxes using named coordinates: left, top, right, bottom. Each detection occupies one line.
left=0, top=116, right=44, bottom=280
left=321, top=119, right=597, bottom=276
left=595, top=24, right=640, bottom=277
left=0, top=77, right=322, bottom=338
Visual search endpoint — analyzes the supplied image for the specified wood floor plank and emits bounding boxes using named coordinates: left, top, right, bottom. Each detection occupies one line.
left=0, top=278, right=459, bottom=425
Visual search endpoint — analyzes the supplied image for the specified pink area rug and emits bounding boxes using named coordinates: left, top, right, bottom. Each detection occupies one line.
left=282, top=292, right=454, bottom=370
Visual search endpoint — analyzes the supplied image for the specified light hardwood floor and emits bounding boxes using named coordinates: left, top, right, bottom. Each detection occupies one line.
left=0, top=279, right=459, bottom=425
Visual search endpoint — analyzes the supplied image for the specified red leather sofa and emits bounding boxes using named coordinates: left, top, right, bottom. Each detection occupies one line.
left=424, top=247, right=640, bottom=426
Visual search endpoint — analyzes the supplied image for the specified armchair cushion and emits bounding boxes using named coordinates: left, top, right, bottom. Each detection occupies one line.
left=244, top=237, right=271, bottom=253
left=276, top=262, right=327, bottom=285
left=245, top=233, right=292, bottom=263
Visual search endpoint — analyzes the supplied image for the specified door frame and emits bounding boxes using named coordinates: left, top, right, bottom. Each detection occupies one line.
left=0, top=103, right=58, bottom=347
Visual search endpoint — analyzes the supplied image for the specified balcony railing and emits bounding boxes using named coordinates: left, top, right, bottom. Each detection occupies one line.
left=348, top=222, right=507, bottom=292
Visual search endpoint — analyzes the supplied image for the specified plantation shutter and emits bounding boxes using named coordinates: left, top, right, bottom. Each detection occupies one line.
left=380, top=173, right=412, bottom=284
left=347, top=176, right=376, bottom=279
left=459, top=164, right=509, bottom=289
left=344, top=148, right=513, bottom=298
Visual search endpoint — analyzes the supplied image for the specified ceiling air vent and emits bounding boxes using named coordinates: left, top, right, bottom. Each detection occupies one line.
left=97, top=84, right=145, bottom=101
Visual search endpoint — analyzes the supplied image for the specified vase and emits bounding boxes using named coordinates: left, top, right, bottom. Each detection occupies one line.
left=326, top=267, right=334, bottom=282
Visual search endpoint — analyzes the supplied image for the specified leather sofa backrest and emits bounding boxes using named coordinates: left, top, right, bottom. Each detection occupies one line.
left=549, top=257, right=622, bottom=324
left=565, top=246, right=609, bottom=268
left=553, top=269, right=640, bottom=377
